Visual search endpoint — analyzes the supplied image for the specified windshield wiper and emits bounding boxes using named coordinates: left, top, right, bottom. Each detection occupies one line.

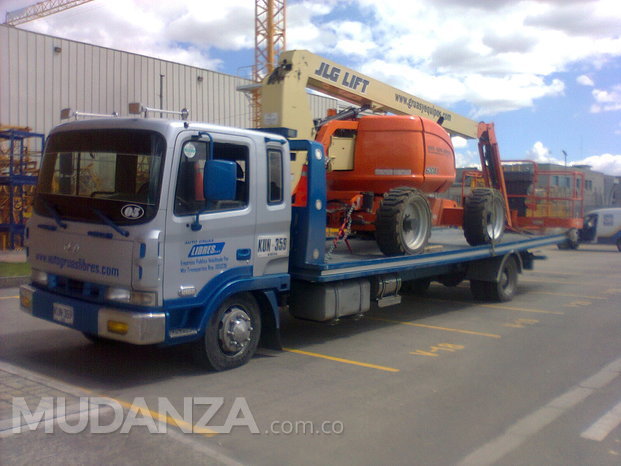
left=42, top=199, right=67, bottom=229
left=93, top=209, right=129, bottom=237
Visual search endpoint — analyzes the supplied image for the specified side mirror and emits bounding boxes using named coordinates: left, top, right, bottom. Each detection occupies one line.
left=204, top=159, right=237, bottom=201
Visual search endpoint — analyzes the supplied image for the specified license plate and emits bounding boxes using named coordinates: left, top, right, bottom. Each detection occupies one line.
left=53, top=303, right=74, bottom=325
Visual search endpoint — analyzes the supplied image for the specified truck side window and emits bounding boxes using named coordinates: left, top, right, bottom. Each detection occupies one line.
left=174, top=140, right=249, bottom=215
left=267, top=149, right=283, bottom=204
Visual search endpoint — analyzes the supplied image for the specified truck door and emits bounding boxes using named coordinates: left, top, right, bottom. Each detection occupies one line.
left=163, top=132, right=257, bottom=302
left=580, top=212, right=598, bottom=242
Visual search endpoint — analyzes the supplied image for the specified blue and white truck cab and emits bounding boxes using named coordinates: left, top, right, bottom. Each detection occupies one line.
left=20, top=107, right=565, bottom=371
left=580, top=207, right=621, bottom=251
left=20, top=112, right=293, bottom=370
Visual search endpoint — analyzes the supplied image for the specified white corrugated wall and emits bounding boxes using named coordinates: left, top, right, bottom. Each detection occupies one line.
left=0, top=24, right=337, bottom=136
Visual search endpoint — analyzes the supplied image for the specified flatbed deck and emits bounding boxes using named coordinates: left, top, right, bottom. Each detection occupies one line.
left=291, top=229, right=565, bottom=282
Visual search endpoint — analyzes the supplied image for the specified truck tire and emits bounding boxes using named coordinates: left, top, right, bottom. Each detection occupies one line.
left=557, top=228, right=580, bottom=250
left=617, top=237, right=621, bottom=252
left=463, top=188, right=506, bottom=246
left=193, top=293, right=261, bottom=371
left=375, top=187, right=431, bottom=256
left=470, top=256, right=518, bottom=302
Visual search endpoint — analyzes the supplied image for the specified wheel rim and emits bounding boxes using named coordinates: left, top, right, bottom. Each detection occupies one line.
left=485, top=197, right=505, bottom=240
left=500, top=267, right=515, bottom=295
left=402, top=200, right=430, bottom=252
left=218, top=306, right=253, bottom=356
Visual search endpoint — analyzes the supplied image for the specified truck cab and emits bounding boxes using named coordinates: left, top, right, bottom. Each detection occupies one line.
left=580, top=207, right=621, bottom=251
left=21, top=117, right=291, bottom=370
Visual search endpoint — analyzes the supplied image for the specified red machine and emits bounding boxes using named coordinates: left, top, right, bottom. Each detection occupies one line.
left=263, top=50, right=512, bottom=256
left=463, top=160, right=584, bottom=248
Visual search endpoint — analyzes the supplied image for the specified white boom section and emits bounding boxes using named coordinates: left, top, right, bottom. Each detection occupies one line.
left=260, top=49, right=479, bottom=141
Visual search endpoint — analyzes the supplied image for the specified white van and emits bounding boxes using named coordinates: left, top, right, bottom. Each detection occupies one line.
left=580, top=208, right=621, bottom=251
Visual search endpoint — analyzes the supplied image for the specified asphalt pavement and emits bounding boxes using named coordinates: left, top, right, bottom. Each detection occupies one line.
left=1, top=243, right=620, bottom=465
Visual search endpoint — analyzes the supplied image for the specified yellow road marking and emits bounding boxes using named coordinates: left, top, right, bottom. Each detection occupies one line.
left=425, top=297, right=564, bottom=315
left=112, top=397, right=218, bottom=437
left=529, top=291, right=607, bottom=300
left=69, top=385, right=218, bottom=437
left=369, top=317, right=501, bottom=339
left=283, top=348, right=400, bottom=373
left=0, top=295, right=18, bottom=300
left=481, top=304, right=564, bottom=315
left=520, top=278, right=596, bottom=286
left=530, top=270, right=616, bottom=278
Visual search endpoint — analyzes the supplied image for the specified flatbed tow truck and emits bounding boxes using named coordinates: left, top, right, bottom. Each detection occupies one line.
left=19, top=51, right=565, bottom=371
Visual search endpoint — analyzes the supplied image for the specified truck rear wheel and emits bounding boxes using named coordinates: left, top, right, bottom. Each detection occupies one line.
left=375, top=187, right=431, bottom=256
left=557, top=228, right=580, bottom=250
left=470, top=256, right=518, bottom=302
left=193, top=293, right=261, bottom=371
left=463, top=188, right=506, bottom=246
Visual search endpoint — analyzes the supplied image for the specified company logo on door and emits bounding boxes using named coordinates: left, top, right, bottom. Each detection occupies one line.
left=189, top=242, right=225, bottom=258
left=121, top=204, right=144, bottom=219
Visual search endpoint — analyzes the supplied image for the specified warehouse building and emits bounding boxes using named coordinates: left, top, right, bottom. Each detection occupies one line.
left=0, top=24, right=337, bottom=248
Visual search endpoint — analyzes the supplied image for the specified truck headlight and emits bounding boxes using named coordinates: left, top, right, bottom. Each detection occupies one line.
left=31, top=268, right=48, bottom=286
left=105, top=287, right=157, bottom=306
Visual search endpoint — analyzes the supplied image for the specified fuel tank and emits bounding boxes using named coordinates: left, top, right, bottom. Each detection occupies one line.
left=326, top=115, right=456, bottom=194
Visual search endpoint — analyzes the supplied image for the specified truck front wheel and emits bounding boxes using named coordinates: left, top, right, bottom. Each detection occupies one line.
left=193, top=293, right=261, bottom=371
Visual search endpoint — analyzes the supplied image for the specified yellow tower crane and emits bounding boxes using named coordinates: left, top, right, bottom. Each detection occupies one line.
left=251, top=0, right=286, bottom=128
left=4, top=0, right=95, bottom=26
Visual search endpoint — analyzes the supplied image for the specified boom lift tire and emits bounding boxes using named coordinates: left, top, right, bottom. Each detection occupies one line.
left=375, top=187, right=432, bottom=256
left=193, top=293, right=261, bottom=371
left=470, top=256, right=518, bottom=302
left=463, top=188, right=506, bottom=246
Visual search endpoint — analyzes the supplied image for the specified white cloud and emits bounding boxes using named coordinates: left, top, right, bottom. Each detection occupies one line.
left=577, top=75, right=595, bottom=86
left=571, top=154, right=621, bottom=175
left=590, top=85, right=621, bottom=113
left=524, top=142, right=621, bottom=175
left=294, top=0, right=621, bottom=116
left=452, top=136, right=468, bottom=149
left=13, top=0, right=252, bottom=70
left=3, top=0, right=621, bottom=118
left=455, top=150, right=481, bottom=169
left=525, top=141, right=564, bottom=164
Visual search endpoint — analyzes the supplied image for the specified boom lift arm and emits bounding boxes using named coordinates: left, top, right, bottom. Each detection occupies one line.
left=261, top=50, right=512, bottom=228
left=261, top=49, right=479, bottom=139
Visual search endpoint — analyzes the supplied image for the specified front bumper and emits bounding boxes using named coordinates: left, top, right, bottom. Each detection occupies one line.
left=20, top=284, right=166, bottom=345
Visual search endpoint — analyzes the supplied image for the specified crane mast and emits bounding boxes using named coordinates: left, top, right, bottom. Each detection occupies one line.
left=252, top=0, right=286, bottom=128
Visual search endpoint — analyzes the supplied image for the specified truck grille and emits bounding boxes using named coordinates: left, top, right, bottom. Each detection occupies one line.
left=48, top=274, right=106, bottom=301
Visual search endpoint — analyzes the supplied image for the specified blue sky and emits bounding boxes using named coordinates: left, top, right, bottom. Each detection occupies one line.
left=3, top=0, right=621, bottom=173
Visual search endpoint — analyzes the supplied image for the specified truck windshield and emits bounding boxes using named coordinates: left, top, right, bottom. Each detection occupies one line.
left=34, top=129, right=165, bottom=225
